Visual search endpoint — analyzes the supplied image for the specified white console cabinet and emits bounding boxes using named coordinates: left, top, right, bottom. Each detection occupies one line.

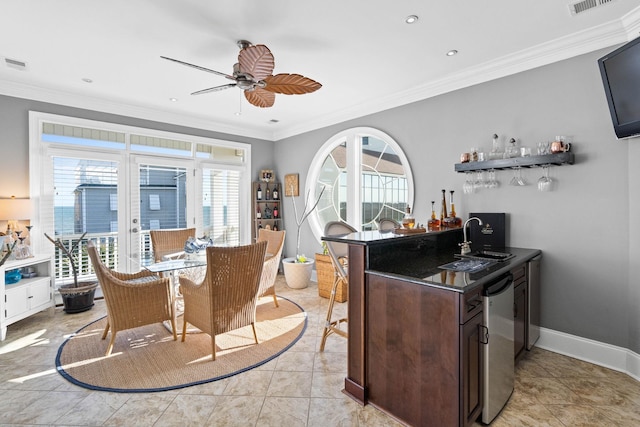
left=1, top=254, right=54, bottom=341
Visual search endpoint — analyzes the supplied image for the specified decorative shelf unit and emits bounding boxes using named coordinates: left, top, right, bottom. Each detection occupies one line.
left=454, top=152, right=574, bottom=172
left=252, top=181, right=284, bottom=241
left=1, top=253, right=54, bottom=341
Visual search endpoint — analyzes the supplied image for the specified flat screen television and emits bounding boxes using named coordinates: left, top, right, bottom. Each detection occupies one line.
left=598, top=36, right=640, bottom=139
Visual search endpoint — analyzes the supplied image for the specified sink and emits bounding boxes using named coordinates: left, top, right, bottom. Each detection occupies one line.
left=439, top=258, right=496, bottom=273
left=458, top=250, right=514, bottom=262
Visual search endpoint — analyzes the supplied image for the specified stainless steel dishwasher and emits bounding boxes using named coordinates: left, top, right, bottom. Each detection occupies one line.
left=482, top=273, right=515, bottom=424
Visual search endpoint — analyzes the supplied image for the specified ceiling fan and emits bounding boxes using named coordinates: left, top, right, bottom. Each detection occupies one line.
left=161, top=40, right=322, bottom=108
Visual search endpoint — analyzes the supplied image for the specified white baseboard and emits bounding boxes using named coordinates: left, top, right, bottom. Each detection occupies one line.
left=538, top=327, right=640, bottom=381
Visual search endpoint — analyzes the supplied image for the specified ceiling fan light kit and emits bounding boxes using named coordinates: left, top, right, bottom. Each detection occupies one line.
left=162, top=40, right=321, bottom=108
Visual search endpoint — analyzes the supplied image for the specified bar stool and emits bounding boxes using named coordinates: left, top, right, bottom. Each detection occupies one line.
left=320, top=221, right=357, bottom=351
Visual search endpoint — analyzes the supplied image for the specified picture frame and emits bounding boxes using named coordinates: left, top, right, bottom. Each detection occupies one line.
left=260, top=169, right=274, bottom=183
left=284, top=173, right=299, bottom=196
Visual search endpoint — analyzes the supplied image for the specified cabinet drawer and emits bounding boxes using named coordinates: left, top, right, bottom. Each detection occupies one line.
left=460, top=287, right=483, bottom=324
left=511, top=264, right=526, bottom=284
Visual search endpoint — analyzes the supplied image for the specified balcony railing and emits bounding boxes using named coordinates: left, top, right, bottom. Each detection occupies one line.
left=51, top=231, right=153, bottom=287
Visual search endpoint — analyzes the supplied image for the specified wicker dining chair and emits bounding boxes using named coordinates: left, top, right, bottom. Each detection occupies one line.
left=178, top=241, right=267, bottom=360
left=320, top=221, right=357, bottom=351
left=256, top=229, right=286, bottom=307
left=86, top=240, right=177, bottom=356
left=149, top=228, right=196, bottom=262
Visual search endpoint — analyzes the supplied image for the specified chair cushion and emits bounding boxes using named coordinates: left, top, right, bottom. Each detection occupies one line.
left=125, top=275, right=161, bottom=284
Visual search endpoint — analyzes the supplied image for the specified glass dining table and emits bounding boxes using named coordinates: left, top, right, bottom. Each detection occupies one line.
left=134, top=254, right=208, bottom=333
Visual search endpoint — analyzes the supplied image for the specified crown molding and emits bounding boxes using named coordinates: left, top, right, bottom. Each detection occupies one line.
left=273, top=8, right=640, bottom=140
left=2, top=7, right=639, bottom=142
left=0, top=81, right=276, bottom=141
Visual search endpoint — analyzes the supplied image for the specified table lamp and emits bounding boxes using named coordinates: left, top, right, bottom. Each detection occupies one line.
left=0, top=196, right=32, bottom=234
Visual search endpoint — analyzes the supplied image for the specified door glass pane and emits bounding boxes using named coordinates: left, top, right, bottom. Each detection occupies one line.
left=196, top=144, right=245, bottom=164
left=52, top=157, right=119, bottom=286
left=202, top=168, right=240, bottom=246
left=361, top=136, right=408, bottom=230
left=130, top=134, right=192, bottom=157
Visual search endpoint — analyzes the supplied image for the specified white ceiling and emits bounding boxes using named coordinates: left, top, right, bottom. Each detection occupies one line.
left=1, top=1, right=639, bottom=141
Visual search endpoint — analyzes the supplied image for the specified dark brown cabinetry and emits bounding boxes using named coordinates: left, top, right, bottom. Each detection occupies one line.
left=366, top=273, right=483, bottom=427
left=461, top=309, right=484, bottom=426
left=512, top=264, right=527, bottom=361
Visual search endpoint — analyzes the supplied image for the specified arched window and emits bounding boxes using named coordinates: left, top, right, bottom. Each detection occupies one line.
left=307, top=127, right=413, bottom=241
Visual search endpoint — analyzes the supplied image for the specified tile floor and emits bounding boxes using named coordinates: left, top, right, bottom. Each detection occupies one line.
left=1, top=275, right=639, bottom=426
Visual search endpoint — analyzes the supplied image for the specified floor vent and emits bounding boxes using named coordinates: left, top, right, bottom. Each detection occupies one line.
left=4, top=57, right=27, bottom=70
left=569, top=0, right=615, bottom=16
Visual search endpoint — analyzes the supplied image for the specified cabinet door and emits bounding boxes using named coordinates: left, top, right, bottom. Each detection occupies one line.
left=5, top=286, right=29, bottom=319
left=514, top=283, right=527, bottom=360
left=29, top=278, right=52, bottom=308
left=461, top=311, right=483, bottom=427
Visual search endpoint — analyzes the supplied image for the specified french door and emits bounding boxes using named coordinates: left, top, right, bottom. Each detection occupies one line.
left=128, top=156, right=195, bottom=270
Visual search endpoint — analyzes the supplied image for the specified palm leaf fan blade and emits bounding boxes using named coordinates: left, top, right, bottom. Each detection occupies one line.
left=245, top=88, right=275, bottom=108
left=263, top=74, right=322, bottom=95
left=238, top=45, right=275, bottom=81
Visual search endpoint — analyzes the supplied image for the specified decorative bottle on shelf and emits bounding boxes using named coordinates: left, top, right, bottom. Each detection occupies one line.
left=256, top=206, right=261, bottom=219
left=266, top=185, right=271, bottom=200
left=428, top=201, right=440, bottom=231
left=272, top=185, right=279, bottom=200
left=401, top=205, right=415, bottom=229
left=440, top=189, right=448, bottom=228
left=258, top=221, right=263, bottom=229
left=273, top=204, right=279, bottom=218
left=444, top=190, right=462, bottom=228
left=264, top=204, right=273, bottom=219
left=257, top=183, right=262, bottom=200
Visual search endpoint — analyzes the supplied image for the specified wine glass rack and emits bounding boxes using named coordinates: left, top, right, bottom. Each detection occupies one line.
left=454, top=152, right=574, bottom=173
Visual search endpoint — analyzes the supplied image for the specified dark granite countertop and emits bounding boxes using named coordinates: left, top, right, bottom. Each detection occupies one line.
left=367, top=246, right=541, bottom=293
left=322, top=228, right=540, bottom=294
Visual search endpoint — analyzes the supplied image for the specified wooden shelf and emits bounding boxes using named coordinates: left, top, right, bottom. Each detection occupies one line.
left=454, top=152, right=574, bottom=172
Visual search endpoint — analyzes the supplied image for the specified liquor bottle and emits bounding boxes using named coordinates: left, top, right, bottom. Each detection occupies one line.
left=427, top=201, right=440, bottom=231
left=266, top=185, right=271, bottom=200
left=440, top=189, right=448, bottom=228
left=258, top=221, right=263, bottom=229
left=273, top=204, right=279, bottom=218
left=257, top=183, right=262, bottom=200
left=444, top=190, right=462, bottom=228
left=401, top=205, right=415, bottom=229
left=273, top=224, right=278, bottom=231
left=256, top=206, right=261, bottom=219
left=264, top=204, right=272, bottom=219
left=272, top=186, right=279, bottom=200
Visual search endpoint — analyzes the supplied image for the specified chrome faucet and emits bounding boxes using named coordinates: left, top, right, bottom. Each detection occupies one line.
left=460, top=217, right=483, bottom=255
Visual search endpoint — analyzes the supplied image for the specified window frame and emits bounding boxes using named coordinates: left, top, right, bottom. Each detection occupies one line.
left=306, top=126, right=414, bottom=242
left=29, top=111, right=252, bottom=260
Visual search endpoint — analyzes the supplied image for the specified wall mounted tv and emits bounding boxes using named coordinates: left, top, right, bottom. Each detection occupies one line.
left=598, top=36, right=640, bottom=139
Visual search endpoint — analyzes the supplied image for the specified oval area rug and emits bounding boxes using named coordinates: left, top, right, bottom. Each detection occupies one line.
left=55, top=297, right=306, bottom=392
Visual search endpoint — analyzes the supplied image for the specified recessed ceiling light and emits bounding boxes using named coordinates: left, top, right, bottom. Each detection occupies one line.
left=169, top=98, right=178, bottom=102
left=81, top=78, right=93, bottom=83
left=446, top=50, right=458, bottom=56
left=405, top=15, right=419, bottom=24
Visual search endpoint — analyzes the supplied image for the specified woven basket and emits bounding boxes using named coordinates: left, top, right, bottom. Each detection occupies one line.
left=315, top=253, right=347, bottom=303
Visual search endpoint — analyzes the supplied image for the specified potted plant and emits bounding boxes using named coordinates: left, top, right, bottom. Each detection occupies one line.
left=45, top=232, right=97, bottom=313
left=282, top=184, right=325, bottom=289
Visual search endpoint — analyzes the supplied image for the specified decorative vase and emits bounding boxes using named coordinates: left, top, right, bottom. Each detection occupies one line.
left=282, top=257, right=314, bottom=289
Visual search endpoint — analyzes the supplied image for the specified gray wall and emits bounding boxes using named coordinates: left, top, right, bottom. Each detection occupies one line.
left=275, top=47, right=639, bottom=353
left=0, top=95, right=274, bottom=199
left=1, top=46, right=637, bottom=355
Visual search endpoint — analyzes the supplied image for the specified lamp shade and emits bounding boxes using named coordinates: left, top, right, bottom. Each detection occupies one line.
left=0, top=197, right=32, bottom=220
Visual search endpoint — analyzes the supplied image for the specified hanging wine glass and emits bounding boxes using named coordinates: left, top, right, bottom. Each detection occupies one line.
left=537, top=165, right=553, bottom=192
